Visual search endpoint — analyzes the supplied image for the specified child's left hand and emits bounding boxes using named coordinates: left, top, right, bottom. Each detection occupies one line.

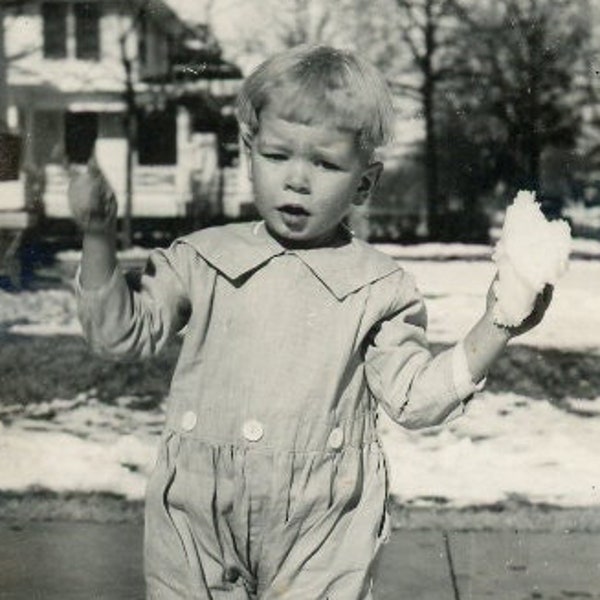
left=486, top=278, right=553, bottom=337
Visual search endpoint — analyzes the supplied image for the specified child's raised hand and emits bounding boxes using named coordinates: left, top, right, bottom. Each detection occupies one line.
left=485, top=276, right=553, bottom=337
left=68, top=156, right=117, bottom=234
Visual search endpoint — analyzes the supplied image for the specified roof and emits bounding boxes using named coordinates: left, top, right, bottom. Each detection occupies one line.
left=129, top=1, right=242, bottom=82
left=127, top=0, right=193, bottom=38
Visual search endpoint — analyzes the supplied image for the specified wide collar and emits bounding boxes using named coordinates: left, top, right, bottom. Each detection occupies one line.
left=179, top=221, right=401, bottom=300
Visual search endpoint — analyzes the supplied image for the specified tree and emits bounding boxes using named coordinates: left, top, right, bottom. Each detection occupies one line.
left=0, top=0, right=38, bottom=133
left=446, top=0, right=590, bottom=195
left=204, top=0, right=397, bottom=71
left=0, top=3, right=7, bottom=133
left=387, top=0, right=465, bottom=239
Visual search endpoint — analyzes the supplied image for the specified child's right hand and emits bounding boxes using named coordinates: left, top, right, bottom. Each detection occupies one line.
left=485, top=276, right=553, bottom=337
left=68, top=156, right=117, bottom=234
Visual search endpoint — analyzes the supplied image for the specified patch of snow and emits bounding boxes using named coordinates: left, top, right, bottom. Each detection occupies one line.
left=380, top=392, right=600, bottom=507
left=0, top=395, right=164, bottom=500
left=0, top=427, right=154, bottom=499
left=1, top=391, right=600, bottom=506
left=55, top=246, right=152, bottom=262
left=4, top=247, right=600, bottom=350
left=1, top=241, right=598, bottom=506
left=375, top=242, right=492, bottom=260
left=374, top=237, right=600, bottom=260
left=0, top=288, right=80, bottom=336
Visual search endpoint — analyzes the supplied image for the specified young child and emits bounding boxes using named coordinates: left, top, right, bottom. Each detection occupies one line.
left=69, top=45, right=550, bottom=599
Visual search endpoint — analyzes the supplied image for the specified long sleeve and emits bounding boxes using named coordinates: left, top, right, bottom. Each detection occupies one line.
left=75, top=243, right=193, bottom=359
left=364, top=271, right=483, bottom=429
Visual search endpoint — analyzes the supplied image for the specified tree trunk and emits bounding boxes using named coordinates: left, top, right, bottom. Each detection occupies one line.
left=424, top=79, right=440, bottom=239
left=423, top=0, right=441, bottom=239
left=121, top=40, right=135, bottom=249
left=0, top=7, right=8, bottom=133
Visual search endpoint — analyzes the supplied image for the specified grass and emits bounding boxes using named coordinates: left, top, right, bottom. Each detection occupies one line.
left=0, top=335, right=597, bottom=410
left=0, top=333, right=181, bottom=408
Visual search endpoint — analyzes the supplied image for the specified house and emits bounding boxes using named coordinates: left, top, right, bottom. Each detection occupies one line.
left=1, top=0, right=245, bottom=238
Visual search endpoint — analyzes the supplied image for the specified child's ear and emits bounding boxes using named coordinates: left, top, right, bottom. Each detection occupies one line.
left=353, top=162, right=383, bottom=206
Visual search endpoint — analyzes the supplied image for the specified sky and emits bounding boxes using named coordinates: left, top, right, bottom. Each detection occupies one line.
left=1, top=241, right=599, bottom=508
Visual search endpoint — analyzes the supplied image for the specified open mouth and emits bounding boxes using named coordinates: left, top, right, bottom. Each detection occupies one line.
left=277, top=204, right=311, bottom=231
left=278, top=204, right=310, bottom=216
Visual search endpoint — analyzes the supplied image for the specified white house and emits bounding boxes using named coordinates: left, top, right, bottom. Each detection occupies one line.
left=1, top=0, right=245, bottom=228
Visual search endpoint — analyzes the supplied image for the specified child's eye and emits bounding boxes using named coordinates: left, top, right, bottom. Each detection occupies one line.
left=315, top=159, right=342, bottom=171
left=262, top=152, right=287, bottom=162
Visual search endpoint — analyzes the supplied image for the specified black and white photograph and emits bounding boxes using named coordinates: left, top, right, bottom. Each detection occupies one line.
left=0, top=0, right=599, bottom=598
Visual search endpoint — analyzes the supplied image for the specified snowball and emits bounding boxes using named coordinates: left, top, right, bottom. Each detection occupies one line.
left=492, top=191, right=571, bottom=327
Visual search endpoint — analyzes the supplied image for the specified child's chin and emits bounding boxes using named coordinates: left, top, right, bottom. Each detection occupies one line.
left=266, top=223, right=322, bottom=248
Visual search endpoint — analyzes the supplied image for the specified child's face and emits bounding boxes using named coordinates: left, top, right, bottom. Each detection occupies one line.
left=246, top=109, right=381, bottom=247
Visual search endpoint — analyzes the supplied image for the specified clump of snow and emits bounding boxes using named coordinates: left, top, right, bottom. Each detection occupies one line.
left=492, top=191, right=571, bottom=327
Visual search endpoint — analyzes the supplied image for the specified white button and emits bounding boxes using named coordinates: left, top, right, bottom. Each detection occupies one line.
left=181, top=411, right=197, bottom=432
left=242, top=419, right=264, bottom=442
left=328, top=427, right=344, bottom=450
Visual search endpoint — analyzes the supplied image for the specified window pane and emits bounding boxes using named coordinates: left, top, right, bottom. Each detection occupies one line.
left=65, top=112, right=98, bottom=164
left=75, top=3, right=100, bottom=60
left=42, top=3, right=67, bottom=59
left=138, top=106, right=177, bottom=165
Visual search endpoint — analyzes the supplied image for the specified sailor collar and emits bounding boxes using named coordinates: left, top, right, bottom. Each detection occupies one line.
left=179, top=221, right=401, bottom=300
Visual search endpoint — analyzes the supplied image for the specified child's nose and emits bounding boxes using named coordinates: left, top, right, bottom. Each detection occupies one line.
left=284, top=159, right=310, bottom=194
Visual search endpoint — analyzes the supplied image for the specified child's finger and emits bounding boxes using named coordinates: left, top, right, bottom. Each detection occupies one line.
left=540, top=284, right=553, bottom=310
left=528, top=284, right=553, bottom=322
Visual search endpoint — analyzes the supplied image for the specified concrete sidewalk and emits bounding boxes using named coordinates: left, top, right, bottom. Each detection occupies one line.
left=0, top=522, right=599, bottom=599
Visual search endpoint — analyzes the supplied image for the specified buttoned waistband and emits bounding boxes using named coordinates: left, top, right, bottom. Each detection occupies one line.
left=163, top=405, right=380, bottom=453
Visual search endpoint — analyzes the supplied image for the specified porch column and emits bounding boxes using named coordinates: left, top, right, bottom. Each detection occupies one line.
left=176, top=105, right=193, bottom=212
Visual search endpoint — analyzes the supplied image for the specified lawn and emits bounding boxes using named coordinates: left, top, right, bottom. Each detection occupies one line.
left=1, top=252, right=599, bottom=523
left=0, top=334, right=598, bottom=410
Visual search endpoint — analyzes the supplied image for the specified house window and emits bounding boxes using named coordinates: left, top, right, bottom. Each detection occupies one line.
left=42, top=3, right=68, bottom=58
left=137, top=106, right=177, bottom=165
left=42, top=2, right=101, bottom=61
left=65, top=112, right=98, bottom=164
left=74, top=3, right=100, bottom=60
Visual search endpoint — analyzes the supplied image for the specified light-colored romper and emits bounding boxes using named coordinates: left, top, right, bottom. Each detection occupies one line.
left=76, top=222, right=481, bottom=599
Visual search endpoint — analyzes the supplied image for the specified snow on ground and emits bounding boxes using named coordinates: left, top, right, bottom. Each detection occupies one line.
left=1, top=241, right=599, bottom=507
left=380, top=394, right=600, bottom=508
left=0, top=394, right=162, bottom=500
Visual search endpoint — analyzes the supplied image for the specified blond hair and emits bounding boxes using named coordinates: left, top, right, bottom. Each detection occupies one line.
left=236, top=45, right=395, bottom=152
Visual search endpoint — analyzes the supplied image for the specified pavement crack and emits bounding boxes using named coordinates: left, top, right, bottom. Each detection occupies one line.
left=443, top=530, right=461, bottom=600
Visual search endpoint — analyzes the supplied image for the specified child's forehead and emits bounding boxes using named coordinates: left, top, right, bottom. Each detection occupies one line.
left=260, top=81, right=360, bottom=130
left=258, top=109, right=356, bottom=139
left=256, top=110, right=364, bottom=155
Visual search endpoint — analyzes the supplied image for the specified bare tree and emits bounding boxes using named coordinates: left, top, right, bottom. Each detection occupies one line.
left=0, top=0, right=40, bottom=133
left=117, top=1, right=148, bottom=249
left=0, top=3, right=7, bottom=133
left=389, top=0, right=464, bottom=239
left=206, top=0, right=364, bottom=68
